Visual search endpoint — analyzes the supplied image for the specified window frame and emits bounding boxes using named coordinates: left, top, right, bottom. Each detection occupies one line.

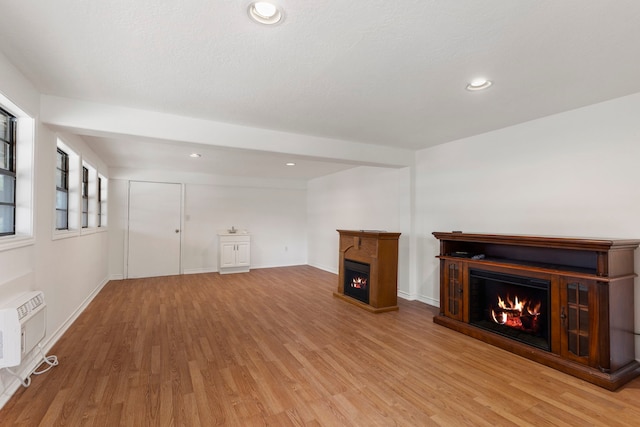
left=80, top=161, right=99, bottom=233
left=81, top=165, right=89, bottom=228
left=53, top=138, right=80, bottom=239
left=0, top=107, right=17, bottom=237
left=55, top=147, right=70, bottom=231
left=0, top=92, right=35, bottom=252
left=97, top=173, right=108, bottom=229
left=97, top=176, right=102, bottom=228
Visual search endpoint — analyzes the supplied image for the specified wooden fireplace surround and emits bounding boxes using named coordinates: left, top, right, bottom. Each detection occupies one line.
left=334, top=230, right=401, bottom=313
left=433, top=232, right=640, bottom=390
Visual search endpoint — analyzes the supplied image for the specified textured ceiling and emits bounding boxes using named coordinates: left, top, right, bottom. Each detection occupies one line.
left=1, top=1, right=640, bottom=179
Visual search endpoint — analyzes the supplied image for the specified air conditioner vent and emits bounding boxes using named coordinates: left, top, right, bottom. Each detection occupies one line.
left=17, top=295, right=44, bottom=320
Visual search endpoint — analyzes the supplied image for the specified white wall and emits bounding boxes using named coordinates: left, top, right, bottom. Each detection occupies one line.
left=184, top=184, right=307, bottom=272
left=306, top=166, right=414, bottom=298
left=107, top=172, right=308, bottom=278
left=415, top=91, right=640, bottom=348
left=0, top=52, right=110, bottom=406
left=34, top=130, right=110, bottom=327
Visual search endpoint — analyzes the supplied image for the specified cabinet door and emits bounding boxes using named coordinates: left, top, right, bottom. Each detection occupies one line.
left=220, top=242, right=237, bottom=267
left=559, top=277, right=596, bottom=365
left=235, top=242, right=251, bottom=266
left=442, top=260, right=464, bottom=321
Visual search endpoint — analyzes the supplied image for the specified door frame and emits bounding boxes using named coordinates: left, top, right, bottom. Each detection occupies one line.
left=124, top=180, right=185, bottom=279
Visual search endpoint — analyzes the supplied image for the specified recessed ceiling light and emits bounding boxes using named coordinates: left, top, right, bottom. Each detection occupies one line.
left=248, top=2, right=283, bottom=25
left=285, top=162, right=296, bottom=166
left=189, top=153, right=202, bottom=158
left=466, top=78, right=493, bottom=91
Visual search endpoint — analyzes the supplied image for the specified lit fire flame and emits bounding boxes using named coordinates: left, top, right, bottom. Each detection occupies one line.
left=351, top=276, right=367, bottom=289
left=491, top=294, right=541, bottom=333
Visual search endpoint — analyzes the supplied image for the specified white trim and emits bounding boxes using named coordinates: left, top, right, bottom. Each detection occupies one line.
left=307, top=263, right=337, bottom=275
left=0, top=93, right=35, bottom=247
left=416, top=294, right=439, bottom=308
left=51, top=229, right=80, bottom=241
left=0, top=235, right=34, bottom=252
left=97, top=174, right=108, bottom=229
left=80, top=227, right=98, bottom=236
left=53, top=138, right=81, bottom=236
left=397, top=290, right=416, bottom=301
left=183, top=267, right=217, bottom=275
left=249, top=262, right=305, bottom=270
left=180, top=183, right=185, bottom=275
left=81, top=159, right=97, bottom=229
left=125, top=180, right=183, bottom=279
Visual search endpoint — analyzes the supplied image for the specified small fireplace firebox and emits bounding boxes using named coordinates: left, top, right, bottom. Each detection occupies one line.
left=469, top=269, right=550, bottom=350
left=343, top=259, right=370, bottom=304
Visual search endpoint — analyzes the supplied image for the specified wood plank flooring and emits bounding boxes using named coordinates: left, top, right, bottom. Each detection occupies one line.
left=2, top=265, right=640, bottom=426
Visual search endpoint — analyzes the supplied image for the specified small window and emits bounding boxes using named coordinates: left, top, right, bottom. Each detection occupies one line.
left=81, top=166, right=89, bottom=228
left=54, top=138, right=80, bottom=237
left=1, top=108, right=17, bottom=236
left=98, top=174, right=108, bottom=228
left=0, top=93, right=35, bottom=248
left=55, top=148, right=69, bottom=230
left=97, top=177, right=103, bottom=227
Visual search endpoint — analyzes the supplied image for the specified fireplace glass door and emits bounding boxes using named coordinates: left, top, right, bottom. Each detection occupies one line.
left=343, top=259, right=370, bottom=304
left=469, top=269, right=550, bottom=351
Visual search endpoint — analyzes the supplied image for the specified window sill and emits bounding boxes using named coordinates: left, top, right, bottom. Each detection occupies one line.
left=52, top=229, right=80, bottom=241
left=81, top=227, right=109, bottom=236
left=80, top=227, right=97, bottom=236
left=0, top=234, right=35, bottom=252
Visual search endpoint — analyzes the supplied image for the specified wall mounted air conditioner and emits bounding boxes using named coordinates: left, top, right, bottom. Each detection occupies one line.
left=0, top=291, right=46, bottom=369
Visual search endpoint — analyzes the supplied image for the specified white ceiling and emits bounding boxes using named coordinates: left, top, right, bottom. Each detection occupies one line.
left=1, top=1, right=640, bottom=180
left=82, top=134, right=357, bottom=180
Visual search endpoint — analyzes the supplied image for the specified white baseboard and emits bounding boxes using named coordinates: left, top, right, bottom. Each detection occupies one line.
left=416, top=294, right=439, bottom=307
left=397, top=290, right=415, bottom=301
left=307, top=263, right=338, bottom=275
left=245, top=263, right=309, bottom=270
left=183, top=267, right=217, bottom=275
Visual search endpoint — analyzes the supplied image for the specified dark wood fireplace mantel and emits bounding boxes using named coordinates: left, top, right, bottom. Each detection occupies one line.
left=433, top=231, right=640, bottom=390
left=334, top=230, right=400, bottom=313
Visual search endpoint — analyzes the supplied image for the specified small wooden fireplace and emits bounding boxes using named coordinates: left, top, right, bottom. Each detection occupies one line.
left=334, top=230, right=400, bottom=313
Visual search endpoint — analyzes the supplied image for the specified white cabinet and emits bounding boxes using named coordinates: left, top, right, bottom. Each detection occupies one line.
left=218, top=233, right=250, bottom=274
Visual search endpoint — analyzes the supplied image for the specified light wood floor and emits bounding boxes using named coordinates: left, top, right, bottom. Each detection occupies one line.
left=2, top=266, right=640, bottom=426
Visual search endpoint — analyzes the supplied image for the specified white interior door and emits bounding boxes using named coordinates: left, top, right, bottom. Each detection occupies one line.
left=127, top=181, right=182, bottom=278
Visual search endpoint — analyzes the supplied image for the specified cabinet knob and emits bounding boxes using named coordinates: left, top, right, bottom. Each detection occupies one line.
left=175, top=229, right=180, bottom=233
left=560, top=306, right=568, bottom=331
